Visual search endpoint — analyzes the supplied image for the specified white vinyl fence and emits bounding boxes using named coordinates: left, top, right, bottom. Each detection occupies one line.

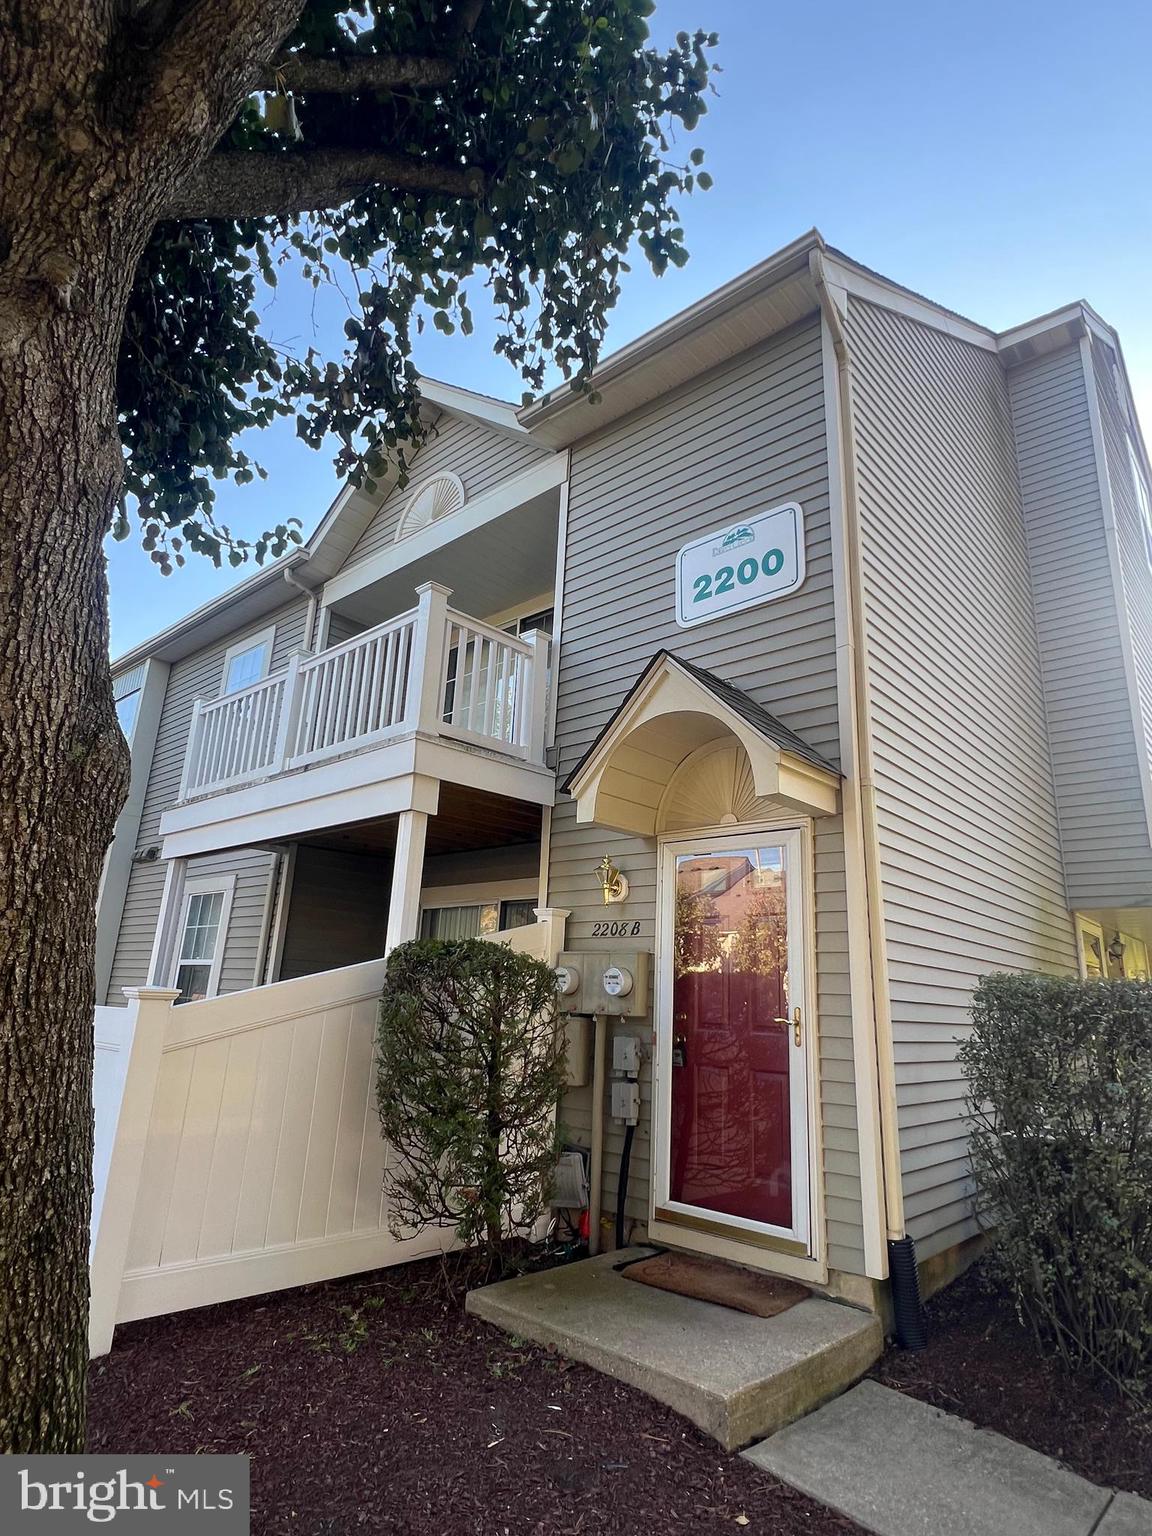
left=92, top=1006, right=138, bottom=1252
left=89, top=911, right=568, bottom=1355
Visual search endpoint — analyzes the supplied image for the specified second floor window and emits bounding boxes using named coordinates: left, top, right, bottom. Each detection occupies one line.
left=505, top=608, right=554, bottom=639
left=115, top=688, right=140, bottom=741
left=222, top=625, right=275, bottom=694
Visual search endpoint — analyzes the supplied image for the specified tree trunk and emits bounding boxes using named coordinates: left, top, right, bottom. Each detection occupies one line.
left=0, top=0, right=303, bottom=1450
left=0, top=265, right=134, bottom=1450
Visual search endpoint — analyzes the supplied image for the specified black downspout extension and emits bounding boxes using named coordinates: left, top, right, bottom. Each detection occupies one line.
left=887, top=1235, right=928, bottom=1350
left=615, top=1122, right=636, bottom=1251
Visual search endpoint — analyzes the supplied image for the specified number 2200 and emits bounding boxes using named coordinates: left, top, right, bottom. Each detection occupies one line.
left=693, top=548, right=784, bottom=604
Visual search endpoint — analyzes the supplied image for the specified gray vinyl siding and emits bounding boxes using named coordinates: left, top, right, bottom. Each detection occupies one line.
left=848, top=298, right=1078, bottom=1260
left=323, top=610, right=365, bottom=648
left=1008, top=343, right=1152, bottom=908
left=278, top=846, right=391, bottom=981
left=549, top=316, right=869, bottom=1275
left=340, top=415, right=550, bottom=573
left=1087, top=337, right=1152, bottom=899
left=103, top=597, right=309, bottom=1002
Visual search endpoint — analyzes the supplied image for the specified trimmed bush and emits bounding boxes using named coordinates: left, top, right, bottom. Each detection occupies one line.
left=961, top=972, right=1152, bottom=1400
left=376, top=938, right=565, bottom=1272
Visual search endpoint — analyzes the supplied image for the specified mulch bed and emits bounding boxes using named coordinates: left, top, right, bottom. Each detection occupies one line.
left=88, top=1255, right=863, bottom=1536
left=869, top=1257, right=1152, bottom=1499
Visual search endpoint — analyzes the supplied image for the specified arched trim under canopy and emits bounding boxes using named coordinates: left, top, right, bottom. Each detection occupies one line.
left=562, top=652, right=841, bottom=836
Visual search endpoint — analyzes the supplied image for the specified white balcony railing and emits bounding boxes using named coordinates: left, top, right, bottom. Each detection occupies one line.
left=178, top=583, right=549, bottom=802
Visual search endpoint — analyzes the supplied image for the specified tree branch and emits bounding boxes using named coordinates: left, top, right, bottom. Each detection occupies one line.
left=164, top=147, right=486, bottom=219
left=258, top=53, right=458, bottom=94
left=127, top=0, right=304, bottom=143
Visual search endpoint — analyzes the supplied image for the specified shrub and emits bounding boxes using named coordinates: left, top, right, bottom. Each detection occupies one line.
left=961, top=972, right=1152, bottom=1400
left=376, top=938, right=566, bottom=1273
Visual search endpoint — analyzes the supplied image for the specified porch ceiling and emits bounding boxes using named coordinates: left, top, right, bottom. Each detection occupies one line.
left=1081, top=906, right=1152, bottom=953
left=283, top=784, right=543, bottom=859
left=329, top=488, right=560, bottom=628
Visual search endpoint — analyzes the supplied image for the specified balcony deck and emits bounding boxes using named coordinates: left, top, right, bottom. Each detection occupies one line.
left=159, top=583, right=554, bottom=858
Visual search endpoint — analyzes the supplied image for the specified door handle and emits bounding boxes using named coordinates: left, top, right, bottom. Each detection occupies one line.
left=774, top=1008, right=802, bottom=1047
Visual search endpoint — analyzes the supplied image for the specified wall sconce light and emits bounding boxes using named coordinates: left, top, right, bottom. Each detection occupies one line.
left=1107, top=932, right=1126, bottom=965
left=596, top=854, right=630, bottom=906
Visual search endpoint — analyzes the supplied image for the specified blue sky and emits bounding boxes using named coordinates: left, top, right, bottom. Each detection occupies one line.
left=108, top=0, right=1152, bottom=657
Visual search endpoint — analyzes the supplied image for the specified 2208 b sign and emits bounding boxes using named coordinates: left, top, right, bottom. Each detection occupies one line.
left=675, top=502, right=805, bottom=628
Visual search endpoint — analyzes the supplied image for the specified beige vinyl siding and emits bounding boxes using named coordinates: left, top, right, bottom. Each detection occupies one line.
left=1008, top=343, right=1152, bottom=907
left=340, top=415, right=550, bottom=573
left=1086, top=336, right=1152, bottom=898
left=848, top=297, right=1078, bottom=1260
left=104, top=597, right=309, bottom=1001
left=550, top=316, right=868, bottom=1274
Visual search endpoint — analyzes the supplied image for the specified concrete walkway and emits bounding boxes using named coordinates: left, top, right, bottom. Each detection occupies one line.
left=466, top=1248, right=882, bottom=1451
left=743, top=1379, right=1152, bottom=1536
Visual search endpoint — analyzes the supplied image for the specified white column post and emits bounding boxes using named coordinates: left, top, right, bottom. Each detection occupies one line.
left=146, top=856, right=187, bottom=988
left=519, top=630, right=550, bottom=762
left=406, top=582, right=452, bottom=735
left=88, top=986, right=180, bottom=1357
left=385, top=809, right=429, bottom=954
left=178, top=699, right=205, bottom=800
left=531, top=907, right=571, bottom=967
left=271, top=650, right=307, bottom=771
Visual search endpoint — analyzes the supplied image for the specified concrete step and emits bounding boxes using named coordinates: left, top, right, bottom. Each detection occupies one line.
left=743, top=1379, right=1152, bottom=1536
left=465, top=1248, right=882, bottom=1451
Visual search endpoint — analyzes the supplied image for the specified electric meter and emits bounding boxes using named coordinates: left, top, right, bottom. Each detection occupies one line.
left=602, top=965, right=634, bottom=999
left=554, top=964, right=581, bottom=997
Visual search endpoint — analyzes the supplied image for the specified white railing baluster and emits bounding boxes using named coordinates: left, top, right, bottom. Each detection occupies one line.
left=434, top=610, right=538, bottom=761
left=175, top=593, right=548, bottom=800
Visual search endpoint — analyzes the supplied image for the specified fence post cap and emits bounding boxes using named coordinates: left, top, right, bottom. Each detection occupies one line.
left=121, top=986, right=182, bottom=1004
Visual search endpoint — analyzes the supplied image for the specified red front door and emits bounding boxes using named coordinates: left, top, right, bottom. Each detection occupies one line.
left=668, top=844, right=796, bottom=1232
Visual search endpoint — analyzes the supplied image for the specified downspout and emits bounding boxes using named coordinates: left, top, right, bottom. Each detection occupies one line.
left=810, top=250, right=908, bottom=1258
left=283, top=559, right=319, bottom=652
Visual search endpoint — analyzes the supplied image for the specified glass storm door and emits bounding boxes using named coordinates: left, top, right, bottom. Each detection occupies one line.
left=657, top=830, right=810, bottom=1248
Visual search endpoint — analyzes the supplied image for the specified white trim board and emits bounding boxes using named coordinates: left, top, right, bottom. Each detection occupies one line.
left=160, top=737, right=555, bottom=859
left=650, top=823, right=817, bottom=1260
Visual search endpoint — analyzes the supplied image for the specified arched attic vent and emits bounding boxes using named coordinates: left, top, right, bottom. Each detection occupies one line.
left=394, top=471, right=466, bottom=541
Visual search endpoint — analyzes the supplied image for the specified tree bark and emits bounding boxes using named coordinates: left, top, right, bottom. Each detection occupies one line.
left=0, top=0, right=305, bottom=1452
left=0, top=269, right=137, bottom=1452
left=166, top=147, right=485, bottom=220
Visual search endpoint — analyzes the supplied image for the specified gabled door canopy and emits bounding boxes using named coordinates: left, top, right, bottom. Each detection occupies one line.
left=563, top=652, right=840, bottom=836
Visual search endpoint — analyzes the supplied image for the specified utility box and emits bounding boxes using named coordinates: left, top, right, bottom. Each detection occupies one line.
left=555, top=951, right=650, bottom=1017
left=612, top=1034, right=642, bottom=1076
left=610, top=1079, right=641, bottom=1125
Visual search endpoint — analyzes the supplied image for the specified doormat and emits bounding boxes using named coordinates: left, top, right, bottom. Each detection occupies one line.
left=620, top=1250, right=810, bottom=1318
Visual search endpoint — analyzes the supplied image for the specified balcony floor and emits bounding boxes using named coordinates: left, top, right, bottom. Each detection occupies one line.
left=159, top=727, right=554, bottom=859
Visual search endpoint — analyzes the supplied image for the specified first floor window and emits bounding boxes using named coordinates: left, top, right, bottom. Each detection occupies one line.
left=499, top=899, right=538, bottom=930
left=420, top=898, right=537, bottom=940
left=420, top=903, right=498, bottom=940
left=171, top=878, right=233, bottom=1003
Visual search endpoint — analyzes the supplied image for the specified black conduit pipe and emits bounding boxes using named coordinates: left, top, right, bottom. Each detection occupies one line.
left=615, top=1121, right=636, bottom=1250
left=888, top=1235, right=928, bottom=1350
